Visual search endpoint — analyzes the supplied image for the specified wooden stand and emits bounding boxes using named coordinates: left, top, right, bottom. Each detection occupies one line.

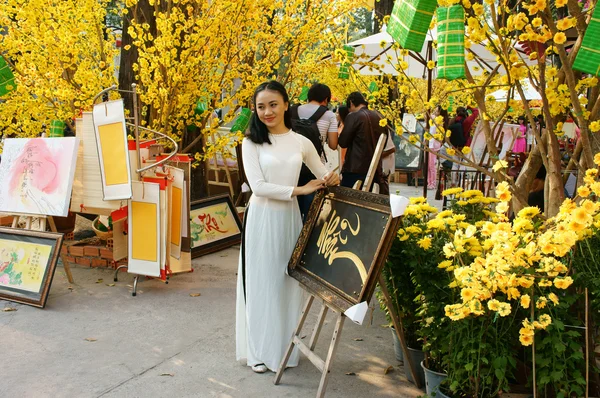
left=11, top=215, right=74, bottom=284
left=274, top=293, right=345, bottom=398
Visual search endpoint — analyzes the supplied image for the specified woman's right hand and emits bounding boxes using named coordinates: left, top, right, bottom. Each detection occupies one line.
left=302, top=179, right=326, bottom=194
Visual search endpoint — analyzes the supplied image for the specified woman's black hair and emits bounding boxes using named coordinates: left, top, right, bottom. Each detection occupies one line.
left=338, top=105, right=349, bottom=123
left=346, top=92, right=368, bottom=108
left=247, top=80, right=292, bottom=145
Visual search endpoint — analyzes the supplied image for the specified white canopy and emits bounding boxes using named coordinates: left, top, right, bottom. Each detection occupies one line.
left=489, top=80, right=542, bottom=101
left=346, top=26, right=536, bottom=78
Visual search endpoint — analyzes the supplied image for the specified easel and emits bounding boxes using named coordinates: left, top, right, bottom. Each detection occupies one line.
left=11, top=214, right=74, bottom=284
left=92, top=85, right=179, bottom=296
left=274, top=134, right=421, bottom=397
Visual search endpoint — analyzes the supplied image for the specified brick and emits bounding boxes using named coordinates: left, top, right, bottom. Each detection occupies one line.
left=65, top=256, right=76, bottom=264
left=91, top=258, right=108, bottom=268
left=99, top=248, right=114, bottom=260
left=69, top=246, right=84, bottom=256
left=84, top=246, right=100, bottom=257
left=76, top=257, right=91, bottom=266
left=65, top=232, right=75, bottom=241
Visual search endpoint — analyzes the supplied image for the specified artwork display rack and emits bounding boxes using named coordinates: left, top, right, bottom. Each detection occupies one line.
left=10, top=214, right=74, bottom=284
left=274, top=134, right=420, bottom=397
left=92, top=85, right=179, bottom=296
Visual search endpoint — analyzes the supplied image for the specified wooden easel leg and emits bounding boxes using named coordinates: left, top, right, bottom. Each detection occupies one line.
left=316, top=313, right=345, bottom=398
left=274, top=295, right=314, bottom=385
left=309, top=301, right=329, bottom=351
left=378, top=275, right=421, bottom=388
left=48, top=216, right=74, bottom=284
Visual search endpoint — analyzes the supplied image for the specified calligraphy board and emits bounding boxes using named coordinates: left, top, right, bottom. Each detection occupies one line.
left=0, top=227, right=63, bottom=308
left=0, top=137, right=79, bottom=217
left=289, top=187, right=401, bottom=312
left=190, top=194, right=242, bottom=258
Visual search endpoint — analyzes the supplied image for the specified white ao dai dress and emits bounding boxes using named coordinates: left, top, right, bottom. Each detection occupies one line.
left=235, top=130, right=328, bottom=371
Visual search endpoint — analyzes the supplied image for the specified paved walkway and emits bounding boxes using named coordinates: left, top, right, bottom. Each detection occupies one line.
left=1, top=183, right=435, bottom=397
left=2, top=249, right=424, bottom=398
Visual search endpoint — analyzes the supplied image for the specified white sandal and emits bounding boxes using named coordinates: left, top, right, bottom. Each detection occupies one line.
left=251, top=364, right=268, bottom=373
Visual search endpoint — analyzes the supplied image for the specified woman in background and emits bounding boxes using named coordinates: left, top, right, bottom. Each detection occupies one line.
left=236, top=81, right=339, bottom=374
left=427, top=106, right=448, bottom=190
left=513, top=116, right=528, bottom=153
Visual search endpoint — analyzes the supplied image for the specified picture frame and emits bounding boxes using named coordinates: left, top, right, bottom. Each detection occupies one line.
left=0, top=227, right=64, bottom=308
left=190, top=194, right=242, bottom=258
left=288, top=186, right=401, bottom=312
left=393, top=115, right=426, bottom=171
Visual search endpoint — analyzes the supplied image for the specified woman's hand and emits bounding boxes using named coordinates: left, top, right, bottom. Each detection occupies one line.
left=293, top=179, right=325, bottom=196
left=323, top=172, right=340, bottom=187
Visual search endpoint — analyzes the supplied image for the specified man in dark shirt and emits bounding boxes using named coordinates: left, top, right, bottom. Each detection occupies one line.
left=338, top=92, right=388, bottom=193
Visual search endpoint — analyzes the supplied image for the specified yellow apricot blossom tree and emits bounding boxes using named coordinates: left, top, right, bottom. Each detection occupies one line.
left=326, top=0, right=599, bottom=217
left=0, top=0, right=118, bottom=136
left=122, top=0, right=361, bottom=159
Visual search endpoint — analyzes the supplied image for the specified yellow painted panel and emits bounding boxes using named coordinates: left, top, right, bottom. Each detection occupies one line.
left=170, top=187, right=182, bottom=246
left=98, top=122, right=129, bottom=186
left=132, top=201, right=157, bottom=261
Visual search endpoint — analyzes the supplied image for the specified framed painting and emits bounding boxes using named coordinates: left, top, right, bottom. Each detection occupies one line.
left=392, top=114, right=425, bottom=171
left=288, top=186, right=401, bottom=312
left=190, top=194, right=242, bottom=258
left=0, top=227, right=64, bottom=308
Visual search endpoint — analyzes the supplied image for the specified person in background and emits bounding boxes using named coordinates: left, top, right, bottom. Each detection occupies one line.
left=296, top=83, right=338, bottom=220
left=236, top=81, right=339, bottom=374
left=337, top=105, right=349, bottom=170
left=452, top=106, right=479, bottom=146
left=513, top=115, right=527, bottom=153
left=380, top=127, right=396, bottom=193
left=339, top=92, right=388, bottom=194
left=427, top=106, right=448, bottom=190
left=527, top=165, right=546, bottom=213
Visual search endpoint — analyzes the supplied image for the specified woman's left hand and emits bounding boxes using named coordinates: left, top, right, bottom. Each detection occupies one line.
left=323, top=172, right=340, bottom=187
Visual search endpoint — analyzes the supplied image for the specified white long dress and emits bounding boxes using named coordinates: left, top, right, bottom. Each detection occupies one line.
left=236, top=130, right=328, bottom=372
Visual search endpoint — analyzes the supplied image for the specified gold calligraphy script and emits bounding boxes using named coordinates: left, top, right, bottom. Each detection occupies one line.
left=316, top=210, right=368, bottom=282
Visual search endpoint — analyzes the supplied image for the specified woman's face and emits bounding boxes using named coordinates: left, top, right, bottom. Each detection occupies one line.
left=255, top=89, right=288, bottom=130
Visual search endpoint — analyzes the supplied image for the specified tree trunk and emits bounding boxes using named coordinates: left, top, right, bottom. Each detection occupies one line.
left=118, top=0, right=155, bottom=116
left=374, top=0, right=394, bottom=33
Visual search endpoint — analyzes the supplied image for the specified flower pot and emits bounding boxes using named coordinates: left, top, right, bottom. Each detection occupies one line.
left=404, top=347, right=425, bottom=388
left=421, top=360, right=448, bottom=396
left=391, top=327, right=403, bottom=362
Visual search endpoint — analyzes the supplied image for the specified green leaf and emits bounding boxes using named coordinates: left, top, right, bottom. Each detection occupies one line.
left=465, top=363, right=474, bottom=371
left=539, top=375, right=551, bottom=385
left=551, top=370, right=563, bottom=381
left=492, top=356, right=507, bottom=369
left=495, top=368, right=505, bottom=380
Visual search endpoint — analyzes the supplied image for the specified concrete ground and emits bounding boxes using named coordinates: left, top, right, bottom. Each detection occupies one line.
left=1, top=183, right=437, bottom=398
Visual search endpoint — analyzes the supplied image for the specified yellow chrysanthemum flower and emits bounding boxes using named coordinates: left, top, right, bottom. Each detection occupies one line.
left=417, top=236, right=432, bottom=250
left=379, top=118, right=388, bottom=127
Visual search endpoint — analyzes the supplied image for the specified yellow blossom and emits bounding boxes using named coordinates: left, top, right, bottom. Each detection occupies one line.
left=462, top=146, right=471, bottom=155
left=520, top=294, right=531, bottom=308
left=493, top=160, right=508, bottom=172
left=554, top=276, right=573, bottom=289
left=417, top=236, right=432, bottom=250
left=554, top=32, right=567, bottom=45
left=379, top=118, right=388, bottom=127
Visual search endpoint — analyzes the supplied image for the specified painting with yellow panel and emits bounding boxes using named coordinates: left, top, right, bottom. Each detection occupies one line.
left=131, top=201, right=158, bottom=262
left=170, top=186, right=182, bottom=246
left=0, top=240, right=52, bottom=293
left=98, top=122, right=129, bottom=186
